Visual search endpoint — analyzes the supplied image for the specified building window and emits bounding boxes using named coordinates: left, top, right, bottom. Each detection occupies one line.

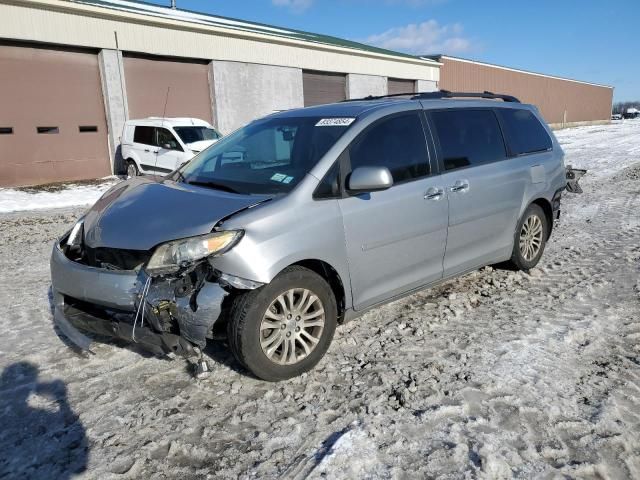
left=37, top=127, right=59, bottom=134
left=79, top=125, right=98, bottom=133
left=0, top=127, right=13, bottom=135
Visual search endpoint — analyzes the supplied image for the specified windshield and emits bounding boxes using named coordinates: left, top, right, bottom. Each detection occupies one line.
left=174, top=126, right=221, bottom=144
left=174, top=116, right=353, bottom=194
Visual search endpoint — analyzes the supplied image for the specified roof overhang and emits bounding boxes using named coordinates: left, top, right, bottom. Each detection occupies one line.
left=5, top=0, right=439, bottom=68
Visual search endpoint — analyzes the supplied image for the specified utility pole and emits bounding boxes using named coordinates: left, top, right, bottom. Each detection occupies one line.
left=170, top=0, right=176, bottom=9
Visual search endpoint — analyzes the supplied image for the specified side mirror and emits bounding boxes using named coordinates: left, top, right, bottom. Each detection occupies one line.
left=162, top=143, right=172, bottom=150
left=347, top=166, right=393, bottom=193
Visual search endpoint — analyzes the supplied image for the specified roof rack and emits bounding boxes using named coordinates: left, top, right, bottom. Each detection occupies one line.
left=415, top=90, right=520, bottom=102
left=345, top=89, right=520, bottom=103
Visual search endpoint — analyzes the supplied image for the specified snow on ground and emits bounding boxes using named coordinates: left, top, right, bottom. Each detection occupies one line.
left=555, top=120, right=640, bottom=179
left=0, top=177, right=119, bottom=213
left=0, top=121, right=639, bottom=479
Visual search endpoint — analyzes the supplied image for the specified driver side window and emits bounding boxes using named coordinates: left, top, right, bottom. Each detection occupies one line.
left=156, top=128, right=183, bottom=151
left=349, top=112, right=430, bottom=183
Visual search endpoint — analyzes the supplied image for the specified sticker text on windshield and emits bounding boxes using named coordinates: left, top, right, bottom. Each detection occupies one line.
left=315, top=118, right=356, bottom=127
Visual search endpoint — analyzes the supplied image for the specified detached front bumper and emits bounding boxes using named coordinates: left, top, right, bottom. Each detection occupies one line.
left=50, top=240, right=228, bottom=357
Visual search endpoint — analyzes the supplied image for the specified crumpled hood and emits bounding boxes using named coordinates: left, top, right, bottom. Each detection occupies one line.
left=186, top=139, right=218, bottom=152
left=83, top=177, right=270, bottom=250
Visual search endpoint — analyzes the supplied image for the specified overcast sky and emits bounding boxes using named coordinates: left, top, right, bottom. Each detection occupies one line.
left=148, top=0, right=639, bottom=101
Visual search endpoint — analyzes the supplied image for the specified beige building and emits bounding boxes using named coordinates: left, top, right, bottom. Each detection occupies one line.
left=0, top=0, right=440, bottom=187
left=0, top=1, right=613, bottom=187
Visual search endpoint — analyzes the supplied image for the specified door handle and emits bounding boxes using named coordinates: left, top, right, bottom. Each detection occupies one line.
left=424, top=187, right=444, bottom=200
left=449, top=180, right=469, bottom=193
left=144, top=149, right=150, bottom=152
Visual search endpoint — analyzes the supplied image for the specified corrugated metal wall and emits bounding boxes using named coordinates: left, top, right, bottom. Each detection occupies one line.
left=438, top=58, right=613, bottom=125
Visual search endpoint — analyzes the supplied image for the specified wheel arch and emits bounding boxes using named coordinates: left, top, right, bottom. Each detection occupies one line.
left=530, top=197, right=554, bottom=239
left=286, top=259, right=347, bottom=323
left=123, top=149, right=142, bottom=170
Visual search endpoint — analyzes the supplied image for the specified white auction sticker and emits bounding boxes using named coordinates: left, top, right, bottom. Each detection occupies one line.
left=315, top=118, right=356, bottom=127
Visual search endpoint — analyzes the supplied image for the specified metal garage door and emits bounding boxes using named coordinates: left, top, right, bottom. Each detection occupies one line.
left=388, top=78, right=416, bottom=96
left=123, top=54, right=213, bottom=124
left=0, top=44, right=110, bottom=187
left=303, top=71, right=346, bottom=107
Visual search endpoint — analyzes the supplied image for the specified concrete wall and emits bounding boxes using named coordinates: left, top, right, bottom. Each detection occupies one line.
left=347, top=74, right=387, bottom=99
left=211, top=61, right=304, bottom=134
left=98, top=49, right=128, bottom=174
left=549, top=119, right=611, bottom=130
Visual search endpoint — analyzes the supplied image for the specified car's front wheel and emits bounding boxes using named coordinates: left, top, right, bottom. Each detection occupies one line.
left=227, top=266, right=337, bottom=381
left=509, top=203, right=548, bottom=271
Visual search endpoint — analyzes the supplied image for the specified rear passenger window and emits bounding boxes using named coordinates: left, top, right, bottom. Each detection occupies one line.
left=133, top=126, right=154, bottom=145
left=497, top=109, right=552, bottom=155
left=431, top=110, right=506, bottom=171
left=349, top=112, right=430, bottom=183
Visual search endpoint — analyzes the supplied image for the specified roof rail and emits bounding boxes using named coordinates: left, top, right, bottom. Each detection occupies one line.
left=415, top=90, right=520, bottom=102
left=344, top=89, right=520, bottom=103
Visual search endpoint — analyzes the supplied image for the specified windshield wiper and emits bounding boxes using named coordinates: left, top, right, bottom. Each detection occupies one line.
left=186, top=180, right=242, bottom=194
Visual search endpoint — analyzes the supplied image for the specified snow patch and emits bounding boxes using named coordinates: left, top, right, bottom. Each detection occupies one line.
left=311, top=423, right=381, bottom=478
left=0, top=179, right=118, bottom=213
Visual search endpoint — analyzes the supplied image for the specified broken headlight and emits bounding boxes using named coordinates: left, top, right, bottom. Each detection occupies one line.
left=145, top=230, right=243, bottom=277
left=66, top=218, right=84, bottom=247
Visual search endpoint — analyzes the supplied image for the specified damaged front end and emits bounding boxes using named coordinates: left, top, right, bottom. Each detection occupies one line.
left=50, top=230, right=261, bottom=363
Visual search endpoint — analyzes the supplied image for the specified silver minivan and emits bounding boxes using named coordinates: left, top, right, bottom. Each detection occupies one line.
left=51, top=92, right=578, bottom=381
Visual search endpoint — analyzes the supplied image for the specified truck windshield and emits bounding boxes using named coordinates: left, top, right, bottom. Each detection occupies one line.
left=174, top=126, right=221, bottom=144
left=174, top=116, right=353, bottom=194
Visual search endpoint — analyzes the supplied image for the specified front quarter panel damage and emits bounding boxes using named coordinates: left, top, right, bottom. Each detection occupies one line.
left=142, top=265, right=229, bottom=349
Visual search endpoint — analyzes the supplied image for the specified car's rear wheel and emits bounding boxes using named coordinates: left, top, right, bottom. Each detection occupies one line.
left=509, top=203, right=548, bottom=271
left=126, top=160, right=139, bottom=178
left=227, top=266, right=337, bottom=381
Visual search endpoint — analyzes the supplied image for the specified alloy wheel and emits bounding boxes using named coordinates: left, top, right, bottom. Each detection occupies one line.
left=519, top=214, right=544, bottom=261
left=259, top=288, right=325, bottom=365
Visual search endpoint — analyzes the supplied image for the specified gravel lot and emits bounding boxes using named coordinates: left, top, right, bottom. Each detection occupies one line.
left=0, top=122, right=639, bottom=479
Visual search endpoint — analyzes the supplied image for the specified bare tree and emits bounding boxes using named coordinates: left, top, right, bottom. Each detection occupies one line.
left=613, top=101, right=640, bottom=114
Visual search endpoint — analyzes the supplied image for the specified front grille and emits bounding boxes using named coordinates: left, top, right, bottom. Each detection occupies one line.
left=84, top=246, right=151, bottom=271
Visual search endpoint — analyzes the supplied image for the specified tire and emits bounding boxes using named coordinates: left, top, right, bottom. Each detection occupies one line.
left=509, top=203, right=548, bottom=271
left=126, top=160, right=139, bottom=178
left=227, top=266, right=337, bottom=381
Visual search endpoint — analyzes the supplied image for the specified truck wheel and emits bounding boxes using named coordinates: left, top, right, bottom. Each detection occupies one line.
left=227, top=266, right=337, bottom=381
left=126, top=160, right=139, bottom=178
left=509, top=203, right=548, bottom=271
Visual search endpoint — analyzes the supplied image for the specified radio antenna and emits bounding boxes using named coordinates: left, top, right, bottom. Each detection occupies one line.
left=154, top=86, right=171, bottom=176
